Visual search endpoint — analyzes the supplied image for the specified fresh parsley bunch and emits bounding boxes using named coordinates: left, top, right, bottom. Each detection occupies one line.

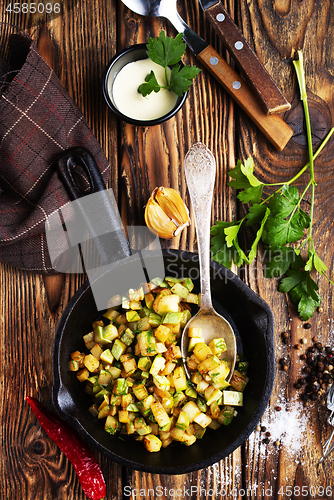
left=138, top=31, right=200, bottom=97
left=210, top=51, right=334, bottom=321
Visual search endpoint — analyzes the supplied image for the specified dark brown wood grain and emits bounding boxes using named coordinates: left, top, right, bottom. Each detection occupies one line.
left=1, top=0, right=334, bottom=499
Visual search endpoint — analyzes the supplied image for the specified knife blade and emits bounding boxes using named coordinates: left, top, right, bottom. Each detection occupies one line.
left=168, top=13, right=293, bottom=151
left=198, top=0, right=291, bottom=115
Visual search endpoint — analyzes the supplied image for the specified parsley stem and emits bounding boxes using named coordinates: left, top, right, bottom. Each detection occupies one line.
left=309, top=182, right=315, bottom=241
left=293, top=50, right=315, bottom=185
left=287, top=127, right=334, bottom=185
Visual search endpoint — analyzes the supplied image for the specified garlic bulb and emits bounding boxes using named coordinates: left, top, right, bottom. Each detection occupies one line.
left=144, top=187, right=190, bottom=239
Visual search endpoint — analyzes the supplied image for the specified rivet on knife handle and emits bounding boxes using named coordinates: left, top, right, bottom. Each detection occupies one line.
left=197, top=45, right=293, bottom=151
left=203, top=2, right=291, bottom=115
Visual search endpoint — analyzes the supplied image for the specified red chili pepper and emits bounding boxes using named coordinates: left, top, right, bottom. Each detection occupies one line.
left=26, top=396, right=106, bottom=500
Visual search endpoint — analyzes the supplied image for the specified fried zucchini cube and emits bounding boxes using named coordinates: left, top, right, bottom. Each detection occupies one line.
left=198, top=355, right=220, bottom=374
left=170, top=282, right=189, bottom=299
left=76, top=367, right=90, bottom=382
left=153, top=294, right=180, bottom=315
left=83, top=332, right=95, bottom=350
left=209, top=338, right=227, bottom=356
left=172, top=366, right=187, bottom=392
left=176, top=410, right=190, bottom=430
left=120, top=353, right=137, bottom=375
left=98, top=370, right=112, bottom=387
left=223, top=390, right=243, bottom=406
left=193, top=412, right=212, bottom=428
left=193, top=342, right=212, bottom=362
left=90, top=344, right=103, bottom=360
left=182, top=401, right=201, bottom=423
left=149, top=355, right=166, bottom=376
left=154, top=325, right=171, bottom=344
left=132, top=382, right=149, bottom=401
left=83, top=354, right=100, bottom=372
left=105, top=415, right=119, bottom=435
left=111, top=339, right=127, bottom=361
left=230, top=370, right=248, bottom=392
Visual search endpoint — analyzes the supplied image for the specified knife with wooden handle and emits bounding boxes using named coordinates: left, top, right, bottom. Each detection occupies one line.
left=198, top=0, right=291, bottom=115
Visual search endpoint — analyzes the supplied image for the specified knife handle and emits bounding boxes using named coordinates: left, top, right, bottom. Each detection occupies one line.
left=196, top=45, right=293, bottom=151
left=204, top=3, right=291, bottom=115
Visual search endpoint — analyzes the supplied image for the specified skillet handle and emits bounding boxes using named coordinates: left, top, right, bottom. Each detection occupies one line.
left=57, top=146, right=131, bottom=265
left=57, top=146, right=106, bottom=198
left=203, top=2, right=291, bottom=115
left=196, top=46, right=293, bottom=151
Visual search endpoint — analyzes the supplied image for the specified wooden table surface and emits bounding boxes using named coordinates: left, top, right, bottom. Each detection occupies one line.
left=1, top=0, right=334, bottom=498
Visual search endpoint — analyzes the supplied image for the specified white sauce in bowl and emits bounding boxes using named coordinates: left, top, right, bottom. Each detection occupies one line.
left=109, top=58, right=179, bottom=121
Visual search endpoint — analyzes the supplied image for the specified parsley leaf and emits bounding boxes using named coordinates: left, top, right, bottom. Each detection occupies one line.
left=268, top=185, right=299, bottom=218
left=305, top=246, right=328, bottom=274
left=228, top=158, right=262, bottom=190
left=264, top=246, right=303, bottom=278
left=279, top=270, right=321, bottom=320
left=282, top=271, right=321, bottom=321
left=278, top=269, right=304, bottom=292
left=228, top=158, right=264, bottom=204
left=224, top=223, right=241, bottom=248
left=211, top=221, right=248, bottom=268
left=263, top=198, right=310, bottom=247
left=238, top=184, right=263, bottom=204
left=138, top=31, right=200, bottom=97
left=170, top=64, right=201, bottom=96
left=246, top=204, right=268, bottom=226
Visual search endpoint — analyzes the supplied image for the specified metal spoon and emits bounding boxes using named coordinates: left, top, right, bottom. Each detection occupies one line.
left=181, top=142, right=236, bottom=382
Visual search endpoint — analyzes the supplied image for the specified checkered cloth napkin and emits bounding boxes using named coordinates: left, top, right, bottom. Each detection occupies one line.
left=0, top=33, right=110, bottom=274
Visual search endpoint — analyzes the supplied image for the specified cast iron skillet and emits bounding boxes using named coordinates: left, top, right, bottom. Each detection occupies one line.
left=52, top=248, right=275, bottom=474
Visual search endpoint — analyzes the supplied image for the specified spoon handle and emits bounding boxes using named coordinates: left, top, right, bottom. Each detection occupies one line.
left=184, top=143, right=216, bottom=310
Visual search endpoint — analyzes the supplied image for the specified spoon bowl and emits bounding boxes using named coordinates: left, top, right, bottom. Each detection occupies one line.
left=181, top=142, right=236, bottom=382
left=120, top=0, right=188, bottom=33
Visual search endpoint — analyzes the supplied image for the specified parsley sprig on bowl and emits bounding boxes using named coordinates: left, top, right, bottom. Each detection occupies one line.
left=138, top=31, right=201, bottom=97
